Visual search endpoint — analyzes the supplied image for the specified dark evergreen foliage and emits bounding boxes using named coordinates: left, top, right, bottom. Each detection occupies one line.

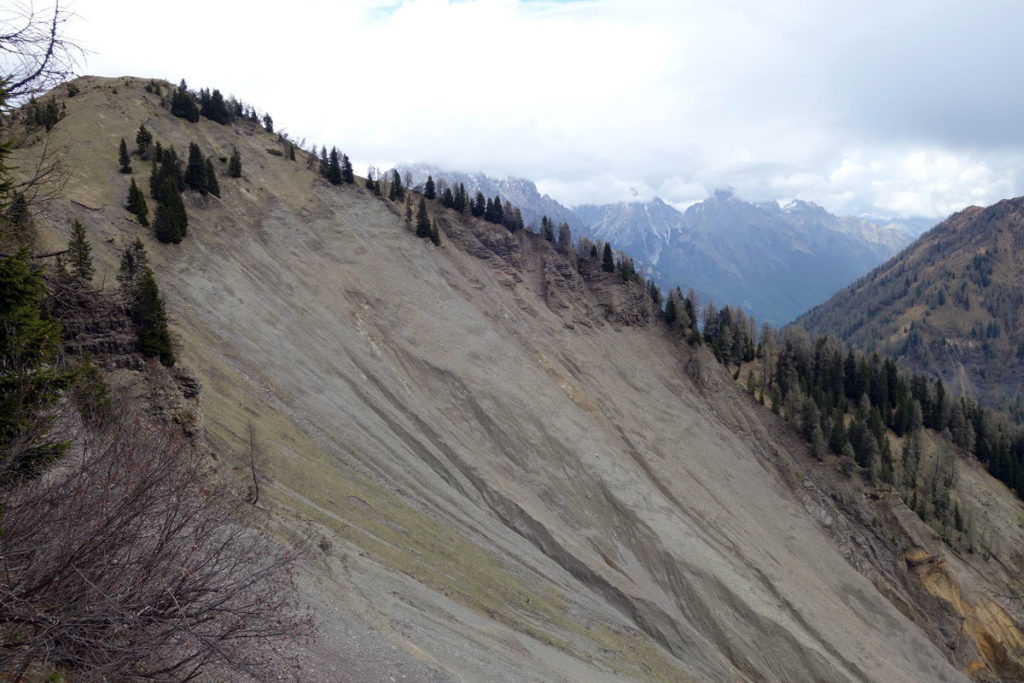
left=326, top=148, right=342, bottom=185
left=184, top=142, right=208, bottom=195
left=440, top=187, right=454, bottom=208
left=228, top=147, right=242, bottom=178
left=118, top=138, right=132, bottom=173
left=149, top=147, right=183, bottom=198
left=199, top=88, right=230, bottom=124
left=125, top=177, right=149, bottom=226
left=388, top=170, right=404, bottom=200
left=430, top=218, right=441, bottom=246
left=205, top=158, right=220, bottom=197
left=135, top=124, right=152, bottom=157
left=67, top=219, right=94, bottom=282
left=341, top=153, right=354, bottom=184
left=170, top=85, right=199, bottom=122
left=424, top=175, right=436, bottom=200
left=471, top=191, right=485, bottom=218
left=601, top=243, right=615, bottom=272
left=262, top=114, right=273, bottom=133
left=154, top=178, right=187, bottom=243
left=134, top=267, right=175, bottom=366
left=415, top=198, right=431, bottom=238
left=0, top=250, right=75, bottom=484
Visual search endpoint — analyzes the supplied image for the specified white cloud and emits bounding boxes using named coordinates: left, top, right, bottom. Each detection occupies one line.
left=68, top=0, right=1024, bottom=218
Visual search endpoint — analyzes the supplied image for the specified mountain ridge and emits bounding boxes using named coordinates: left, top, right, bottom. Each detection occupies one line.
left=10, top=75, right=1024, bottom=681
left=797, top=196, right=1024, bottom=421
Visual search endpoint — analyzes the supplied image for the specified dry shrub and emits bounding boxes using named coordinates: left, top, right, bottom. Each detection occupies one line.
left=0, top=406, right=311, bottom=680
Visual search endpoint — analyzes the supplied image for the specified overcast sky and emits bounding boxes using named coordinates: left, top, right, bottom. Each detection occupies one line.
left=67, top=0, right=1024, bottom=217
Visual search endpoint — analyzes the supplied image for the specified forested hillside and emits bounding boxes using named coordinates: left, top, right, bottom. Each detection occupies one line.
left=798, top=198, right=1024, bottom=422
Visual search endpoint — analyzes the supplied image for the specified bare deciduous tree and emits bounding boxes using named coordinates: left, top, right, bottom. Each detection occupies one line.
left=0, top=406, right=311, bottom=680
left=0, top=1, right=81, bottom=107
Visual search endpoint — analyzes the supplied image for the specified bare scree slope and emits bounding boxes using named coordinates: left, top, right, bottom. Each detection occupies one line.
left=20, top=77, right=1024, bottom=681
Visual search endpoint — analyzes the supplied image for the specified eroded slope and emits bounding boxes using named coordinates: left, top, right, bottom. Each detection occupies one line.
left=15, top=76, right=988, bottom=681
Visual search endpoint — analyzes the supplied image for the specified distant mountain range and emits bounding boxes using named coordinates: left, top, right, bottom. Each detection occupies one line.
left=394, top=165, right=931, bottom=326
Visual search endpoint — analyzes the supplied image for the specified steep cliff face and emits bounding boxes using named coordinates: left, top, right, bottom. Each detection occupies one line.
left=15, top=76, right=1024, bottom=681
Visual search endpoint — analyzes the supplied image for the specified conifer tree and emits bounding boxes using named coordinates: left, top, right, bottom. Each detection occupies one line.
left=471, top=191, right=485, bottom=217
left=205, top=158, right=220, bottom=197
left=664, top=296, right=678, bottom=325
left=134, top=267, right=175, bottom=366
left=67, top=219, right=94, bottom=282
left=0, top=249, right=75, bottom=482
left=117, top=237, right=150, bottom=307
left=118, top=137, right=132, bottom=173
left=262, top=113, right=273, bottom=133
left=125, top=177, right=149, bottom=226
left=135, top=123, right=153, bottom=157
left=602, top=242, right=615, bottom=272
left=341, top=153, right=354, bottom=184
left=154, top=178, right=187, bottom=243
left=171, top=85, right=199, bottom=122
left=228, top=147, right=242, bottom=178
left=430, top=217, right=441, bottom=246
left=440, top=187, right=454, bottom=208
left=455, top=183, right=467, bottom=212
left=388, top=170, right=404, bottom=200
left=492, top=195, right=503, bottom=224
left=557, top=222, right=571, bottom=251
left=540, top=216, right=554, bottom=241
left=326, top=147, right=342, bottom=185
left=424, top=175, right=436, bottom=200
left=415, top=198, right=431, bottom=238
left=184, top=142, right=208, bottom=194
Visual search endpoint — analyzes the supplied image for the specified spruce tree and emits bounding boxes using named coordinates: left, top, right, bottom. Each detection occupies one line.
left=326, top=147, right=342, bottom=185
left=492, top=195, right=503, bottom=224
left=341, top=153, right=354, bottom=184
left=262, top=113, right=273, bottom=133
left=430, top=217, right=441, bottom=246
left=228, top=147, right=242, bottom=178
left=134, top=267, right=175, bottom=366
left=471, top=192, right=485, bottom=217
left=184, top=142, right=208, bottom=194
left=424, top=175, right=436, bottom=200
left=67, top=219, right=94, bottom=282
left=415, top=198, right=431, bottom=238
left=0, top=249, right=75, bottom=483
left=135, top=123, right=153, bottom=157
left=388, top=170, right=404, bottom=200
left=154, top=177, right=186, bottom=243
left=557, top=222, right=571, bottom=251
left=118, top=137, right=132, bottom=173
left=205, top=158, right=220, bottom=197
left=664, top=297, right=678, bottom=325
left=117, top=237, right=150, bottom=307
left=540, top=216, right=554, bottom=242
left=440, top=187, right=454, bottom=208
left=171, top=86, right=199, bottom=122
left=602, top=242, right=615, bottom=272
left=125, top=177, right=149, bottom=226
